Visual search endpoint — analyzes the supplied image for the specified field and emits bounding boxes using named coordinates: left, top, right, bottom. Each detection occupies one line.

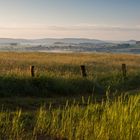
left=1, top=52, right=140, bottom=97
left=0, top=52, right=140, bottom=139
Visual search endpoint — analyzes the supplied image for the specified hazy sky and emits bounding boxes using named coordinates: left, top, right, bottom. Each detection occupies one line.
left=0, top=0, right=140, bottom=40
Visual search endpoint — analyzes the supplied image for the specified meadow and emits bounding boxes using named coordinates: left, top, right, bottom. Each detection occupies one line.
left=0, top=52, right=140, bottom=139
left=1, top=52, right=140, bottom=98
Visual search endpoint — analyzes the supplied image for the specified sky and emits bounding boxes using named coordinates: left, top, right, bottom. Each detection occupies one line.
left=0, top=0, right=140, bottom=40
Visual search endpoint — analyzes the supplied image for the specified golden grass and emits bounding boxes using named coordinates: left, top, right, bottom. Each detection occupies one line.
left=0, top=52, right=140, bottom=77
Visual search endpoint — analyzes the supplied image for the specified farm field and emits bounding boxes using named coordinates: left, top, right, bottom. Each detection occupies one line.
left=0, top=52, right=140, bottom=139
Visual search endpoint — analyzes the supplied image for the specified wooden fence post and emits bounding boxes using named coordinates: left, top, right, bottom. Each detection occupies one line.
left=80, top=65, right=87, bottom=77
left=30, top=65, right=35, bottom=77
left=122, top=64, right=127, bottom=78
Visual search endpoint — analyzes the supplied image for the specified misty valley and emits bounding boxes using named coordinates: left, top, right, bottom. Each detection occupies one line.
left=0, top=38, right=140, bottom=54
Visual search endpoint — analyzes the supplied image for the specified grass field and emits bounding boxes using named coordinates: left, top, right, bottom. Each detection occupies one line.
left=1, top=52, right=140, bottom=97
left=0, top=95, right=140, bottom=140
left=0, top=52, right=140, bottom=139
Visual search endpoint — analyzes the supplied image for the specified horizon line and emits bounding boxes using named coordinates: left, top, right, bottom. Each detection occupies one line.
left=0, top=37, right=138, bottom=42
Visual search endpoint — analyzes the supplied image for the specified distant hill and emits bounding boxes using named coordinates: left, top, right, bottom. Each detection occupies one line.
left=0, top=38, right=140, bottom=54
left=0, top=38, right=107, bottom=45
left=0, top=38, right=138, bottom=45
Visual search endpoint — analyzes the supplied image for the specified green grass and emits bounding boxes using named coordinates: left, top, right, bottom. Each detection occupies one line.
left=0, top=75, right=103, bottom=97
left=0, top=95, right=139, bottom=140
left=0, top=52, right=140, bottom=139
left=1, top=72, right=140, bottom=97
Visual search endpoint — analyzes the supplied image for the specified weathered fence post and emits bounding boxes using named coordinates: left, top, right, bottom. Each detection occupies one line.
left=122, top=64, right=127, bottom=78
left=30, top=65, right=35, bottom=77
left=80, top=65, right=87, bottom=77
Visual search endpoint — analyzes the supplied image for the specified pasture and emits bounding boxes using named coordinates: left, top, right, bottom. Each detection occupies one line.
left=0, top=52, right=140, bottom=139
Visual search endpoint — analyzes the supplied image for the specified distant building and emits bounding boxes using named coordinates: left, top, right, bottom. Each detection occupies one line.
left=136, top=41, right=140, bottom=45
left=10, top=43, right=18, bottom=46
left=118, top=44, right=130, bottom=47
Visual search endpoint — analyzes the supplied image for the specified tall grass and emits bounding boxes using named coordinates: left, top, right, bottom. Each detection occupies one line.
left=0, top=95, right=139, bottom=139
left=1, top=52, right=140, bottom=97
left=0, top=52, right=140, bottom=139
left=1, top=52, right=140, bottom=77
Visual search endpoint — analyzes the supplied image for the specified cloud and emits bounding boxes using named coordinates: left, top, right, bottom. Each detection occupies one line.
left=0, top=24, right=140, bottom=40
left=47, top=24, right=140, bottom=32
left=0, top=24, right=140, bottom=32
